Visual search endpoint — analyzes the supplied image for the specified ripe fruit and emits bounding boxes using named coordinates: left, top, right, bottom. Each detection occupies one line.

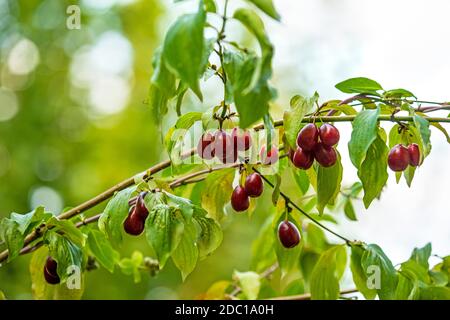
left=44, top=256, right=60, bottom=285
left=388, top=144, right=410, bottom=172
left=278, top=221, right=300, bottom=248
left=123, top=206, right=145, bottom=236
left=297, top=124, right=319, bottom=151
left=319, top=123, right=340, bottom=147
left=231, top=128, right=252, bottom=151
left=260, top=145, right=279, bottom=165
left=214, top=130, right=236, bottom=164
left=135, top=192, right=149, bottom=219
left=244, top=173, right=264, bottom=198
left=231, top=186, right=250, bottom=212
left=408, top=143, right=420, bottom=167
left=313, top=143, right=337, bottom=167
left=292, top=147, right=314, bottom=170
left=197, top=132, right=215, bottom=160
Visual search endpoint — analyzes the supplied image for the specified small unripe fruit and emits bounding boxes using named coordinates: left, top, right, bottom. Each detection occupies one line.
left=231, top=128, right=252, bottom=151
left=231, top=186, right=250, bottom=212
left=124, top=207, right=145, bottom=236
left=197, top=133, right=215, bottom=160
left=292, top=147, right=314, bottom=170
left=244, top=173, right=264, bottom=198
left=297, top=124, right=319, bottom=151
left=408, top=143, right=420, bottom=167
left=278, top=221, right=301, bottom=248
left=319, top=123, right=340, bottom=147
left=388, top=144, right=410, bottom=172
left=260, top=145, right=279, bottom=165
left=135, top=192, right=149, bottom=219
left=313, top=143, right=337, bottom=167
left=44, top=256, right=60, bottom=285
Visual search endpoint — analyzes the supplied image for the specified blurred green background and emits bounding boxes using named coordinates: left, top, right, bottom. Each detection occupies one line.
left=0, top=0, right=274, bottom=299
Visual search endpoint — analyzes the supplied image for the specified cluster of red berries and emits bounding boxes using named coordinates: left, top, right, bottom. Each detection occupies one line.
left=278, top=220, right=301, bottom=249
left=198, top=128, right=279, bottom=165
left=44, top=256, right=60, bottom=285
left=124, top=192, right=149, bottom=236
left=290, top=123, right=340, bottom=169
left=231, top=173, right=264, bottom=212
left=388, top=143, right=420, bottom=172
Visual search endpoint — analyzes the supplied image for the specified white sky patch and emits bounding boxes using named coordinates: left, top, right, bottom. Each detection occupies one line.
left=7, top=38, right=40, bottom=75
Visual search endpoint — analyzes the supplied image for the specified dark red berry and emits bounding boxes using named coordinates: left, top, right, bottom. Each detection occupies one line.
left=260, top=145, right=279, bottom=165
left=278, top=221, right=301, bottom=248
left=388, top=144, right=410, bottom=172
left=135, top=192, right=149, bottom=219
left=319, top=123, right=340, bottom=147
left=313, top=143, right=337, bottom=167
left=44, top=257, right=60, bottom=285
left=197, top=132, right=215, bottom=160
left=231, top=186, right=250, bottom=212
left=408, top=143, right=420, bottom=167
left=214, top=130, right=236, bottom=164
left=231, top=128, right=252, bottom=151
left=244, top=173, right=264, bottom=198
left=292, top=147, right=314, bottom=170
left=297, top=124, right=319, bottom=151
left=123, top=207, right=145, bottom=236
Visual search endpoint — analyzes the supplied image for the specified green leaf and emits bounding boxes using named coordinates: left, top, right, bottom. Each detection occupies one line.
left=172, top=221, right=199, bottom=281
left=201, top=168, right=235, bottom=221
left=47, top=217, right=86, bottom=247
left=162, top=2, right=206, bottom=100
left=0, top=291, right=5, bottom=300
left=395, top=273, right=415, bottom=300
left=233, top=271, right=261, bottom=300
left=87, top=230, right=120, bottom=273
left=310, top=245, right=347, bottom=300
left=251, top=218, right=276, bottom=272
left=174, top=112, right=202, bottom=130
left=419, top=286, right=450, bottom=299
left=204, top=0, right=216, bottom=13
left=148, top=84, right=169, bottom=124
left=145, top=204, right=185, bottom=268
left=348, top=107, right=380, bottom=168
left=164, top=191, right=195, bottom=221
left=194, top=213, right=223, bottom=259
left=335, top=77, right=383, bottom=95
left=383, top=88, right=416, bottom=99
left=246, top=0, right=281, bottom=20
left=283, top=94, right=317, bottom=148
left=361, top=244, right=398, bottom=300
left=409, top=243, right=432, bottom=269
left=291, top=167, right=310, bottom=194
left=344, top=200, right=357, bottom=221
left=30, top=246, right=84, bottom=300
left=271, top=174, right=282, bottom=206
left=151, top=47, right=176, bottom=98
left=119, top=251, right=144, bottom=283
left=357, top=134, right=389, bottom=208
left=350, top=244, right=377, bottom=299
left=45, top=231, right=84, bottom=283
left=98, top=186, right=135, bottom=246
left=413, top=115, right=431, bottom=155
left=317, top=152, right=343, bottom=214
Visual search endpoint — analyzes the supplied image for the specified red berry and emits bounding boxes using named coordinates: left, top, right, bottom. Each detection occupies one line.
left=231, top=186, right=250, bottom=212
left=123, top=207, right=145, bottom=236
left=319, top=123, right=340, bottom=146
left=197, top=132, right=215, bottom=160
left=388, top=144, right=410, bottom=172
left=231, top=128, right=252, bottom=151
left=292, top=147, right=314, bottom=170
left=44, top=256, right=60, bottom=285
left=214, top=130, right=236, bottom=164
left=134, top=192, right=149, bottom=219
left=244, top=173, right=264, bottom=198
left=278, top=221, right=301, bottom=248
left=408, top=143, right=420, bottom=167
left=297, top=124, right=319, bottom=151
left=260, top=145, right=279, bottom=165
left=313, top=143, right=337, bottom=167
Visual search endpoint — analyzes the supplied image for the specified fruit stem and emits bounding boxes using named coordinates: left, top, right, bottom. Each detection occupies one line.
left=252, top=167, right=353, bottom=245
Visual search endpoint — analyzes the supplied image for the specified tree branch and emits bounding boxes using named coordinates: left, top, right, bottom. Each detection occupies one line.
left=268, top=288, right=358, bottom=300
